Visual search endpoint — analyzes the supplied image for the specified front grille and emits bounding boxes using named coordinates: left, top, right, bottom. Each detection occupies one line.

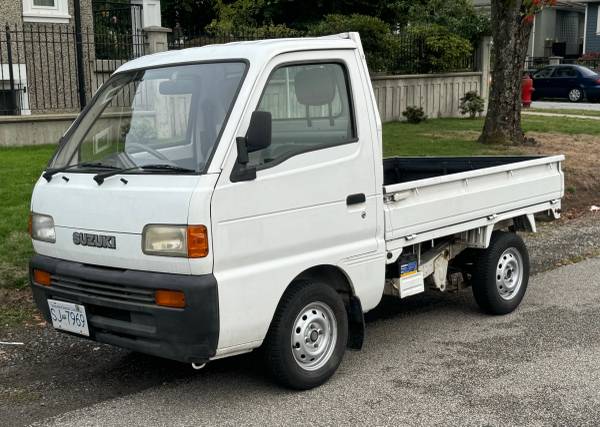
left=50, top=274, right=155, bottom=305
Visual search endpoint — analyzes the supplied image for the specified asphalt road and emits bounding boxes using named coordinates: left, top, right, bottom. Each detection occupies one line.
left=35, top=257, right=600, bottom=426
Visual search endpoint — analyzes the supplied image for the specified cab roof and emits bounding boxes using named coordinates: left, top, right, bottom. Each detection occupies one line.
left=116, top=33, right=358, bottom=73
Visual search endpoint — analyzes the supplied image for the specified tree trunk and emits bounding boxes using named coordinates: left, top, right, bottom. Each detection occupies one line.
left=479, top=0, right=533, bottom=145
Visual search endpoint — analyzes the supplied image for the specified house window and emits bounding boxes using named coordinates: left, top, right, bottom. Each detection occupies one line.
left=23, top=0, right=71, bottom=24
left=33, top=0, right=55, bottom=6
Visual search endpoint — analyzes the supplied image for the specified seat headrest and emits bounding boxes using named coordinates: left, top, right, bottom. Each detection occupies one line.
left=294, top=68, right=337, bottom=106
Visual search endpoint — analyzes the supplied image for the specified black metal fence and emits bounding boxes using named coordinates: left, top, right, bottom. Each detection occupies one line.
left=564, top=57, right=600, bottom=71
left=390, top=31, right=475, bottom=75
left=168, top=30, right=477, bottom=75
left=168, top=30, right=291, bottom=50
left=0, top=24, right=144, bottom=116
left=0, top=24, right=478, bottom=116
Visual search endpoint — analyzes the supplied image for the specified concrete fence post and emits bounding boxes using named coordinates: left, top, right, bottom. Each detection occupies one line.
left=143, top=26, right=172, bottom=54
left=478, top=36, right=492, bottom=110
left=549, top=56, right=563, bottom=65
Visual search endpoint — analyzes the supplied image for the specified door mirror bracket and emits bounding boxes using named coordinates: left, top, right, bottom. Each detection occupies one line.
left=231, top=137, right=256, bottom=182
left=230, top=111, right=272, bottom=183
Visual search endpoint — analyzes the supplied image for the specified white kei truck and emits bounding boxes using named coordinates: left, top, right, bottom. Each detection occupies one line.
left=29, top=33, right=564, bottom=389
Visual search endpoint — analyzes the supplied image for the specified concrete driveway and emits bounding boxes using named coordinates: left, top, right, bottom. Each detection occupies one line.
left=38, top=257, right=600, bottom=426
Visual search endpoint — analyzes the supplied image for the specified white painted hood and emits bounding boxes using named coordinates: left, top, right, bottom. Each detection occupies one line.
left=30, top=172, right=217, bottom=275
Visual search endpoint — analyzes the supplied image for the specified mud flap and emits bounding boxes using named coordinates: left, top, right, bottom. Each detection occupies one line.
left=347, top=296, right=365, bottom=350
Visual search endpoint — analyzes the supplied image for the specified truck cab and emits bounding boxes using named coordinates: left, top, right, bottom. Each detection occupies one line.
left=29, top=33, right=564, bottom=390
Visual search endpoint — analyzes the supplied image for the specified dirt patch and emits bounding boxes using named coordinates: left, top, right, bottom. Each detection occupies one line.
left=0, top=288, right=38, bottom=330
left=524, top=132, right=600, bottom=216
left=421, top=130, right=482, bottom=139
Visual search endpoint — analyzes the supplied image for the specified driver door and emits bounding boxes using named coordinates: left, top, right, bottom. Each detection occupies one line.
left=210, top=51, right=380, bottom=350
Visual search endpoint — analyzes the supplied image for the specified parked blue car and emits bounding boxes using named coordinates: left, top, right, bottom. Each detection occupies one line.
left=531, top=64, right=600, bottom=102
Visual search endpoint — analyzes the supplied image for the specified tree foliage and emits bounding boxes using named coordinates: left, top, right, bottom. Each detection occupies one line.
left=195, top=0, right=488, bottom=40
left=309, top=14, right=398, bottom=72
left=403, top=0, right=490, bottom=42
left=161, top=0, right=217, bottom=33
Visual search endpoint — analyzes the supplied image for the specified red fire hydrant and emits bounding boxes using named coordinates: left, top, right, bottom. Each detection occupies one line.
left=522, top=72, right=534, bottom=108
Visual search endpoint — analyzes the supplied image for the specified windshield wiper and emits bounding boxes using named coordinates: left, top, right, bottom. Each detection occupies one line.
left=93, top=164, right=196, bottom=185
left=43, top=162, right=120, bottom=182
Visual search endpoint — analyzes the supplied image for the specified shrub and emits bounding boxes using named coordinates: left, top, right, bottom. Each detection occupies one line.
left=401, top=25, right=473, bottom=74
left=459, top=91, right=485, bottom=118
left=402, top=106, right=427, bottom=123
left=579, top=51, right=600, bottom=60
left=206, top=22, right=301, bottom=38
left=309, top=14, right=398, bottom=72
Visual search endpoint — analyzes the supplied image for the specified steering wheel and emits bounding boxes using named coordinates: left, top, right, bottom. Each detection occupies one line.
left=125, top=142, right=175, bottom=165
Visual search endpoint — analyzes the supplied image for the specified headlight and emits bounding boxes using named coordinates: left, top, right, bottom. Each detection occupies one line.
left=30, top=213, right=56, bottom=243
left=142, top=225, right=208, bottom=258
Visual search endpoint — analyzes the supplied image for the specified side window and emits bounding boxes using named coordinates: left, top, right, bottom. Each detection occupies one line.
left=534, top=68, right=554, bottom=78
left=248, top=63, right=355, bottom=168
left=554, top=68, right=577, bottom=78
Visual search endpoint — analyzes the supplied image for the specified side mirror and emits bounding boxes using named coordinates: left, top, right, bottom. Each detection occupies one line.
left=230, top=111, right=272, bottom=183
left=246, top=111, right=271, bottom=153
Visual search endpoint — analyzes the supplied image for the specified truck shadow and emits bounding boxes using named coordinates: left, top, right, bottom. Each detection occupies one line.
left=365, top=290, right=481, bottom=323
left=2, top=289, right=482, bottom=427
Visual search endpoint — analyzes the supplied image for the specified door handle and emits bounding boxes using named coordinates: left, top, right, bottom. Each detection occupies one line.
left=346, top=193, right=366, bottom=206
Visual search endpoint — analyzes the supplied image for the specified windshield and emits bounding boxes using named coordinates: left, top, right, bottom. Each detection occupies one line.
left=50, top=61, right=247, bottom=173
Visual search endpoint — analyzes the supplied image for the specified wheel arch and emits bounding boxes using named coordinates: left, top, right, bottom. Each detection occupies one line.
left=294, top=264, right=355, bottom=295
left=281, top=264, right=365, bottom=350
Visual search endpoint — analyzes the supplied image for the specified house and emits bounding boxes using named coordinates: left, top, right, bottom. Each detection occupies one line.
left=529, top=1, right=585, bottom=58
left=473, top=1, right=586, bottom=58
left=580, top=1, right=600, bottom=53
left=0, top=0, right=161, bottom=115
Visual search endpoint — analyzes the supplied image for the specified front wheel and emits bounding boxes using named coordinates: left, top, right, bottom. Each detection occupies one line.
left=568, top=87, right=584, bottom=102
left=471, top=231, right=530, bottom=315
left=263, top=281, right=348, bottom=390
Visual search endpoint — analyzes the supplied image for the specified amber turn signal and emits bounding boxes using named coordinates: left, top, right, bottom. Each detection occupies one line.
left=155, top=289, right=186, bottom=308
left=33, top=269, right=51, bottom=286
left=187, top=225, right=209, bottom=258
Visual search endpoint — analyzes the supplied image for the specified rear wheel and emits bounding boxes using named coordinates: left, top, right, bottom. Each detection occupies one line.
left=471, top=231, right=530, bottom=315
left=568, top=87, right=583, bottom=102
left=263, top=281, right=348, bottom=390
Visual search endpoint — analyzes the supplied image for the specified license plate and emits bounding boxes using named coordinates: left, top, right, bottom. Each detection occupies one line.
left=48, top=299, right=89, bottom=336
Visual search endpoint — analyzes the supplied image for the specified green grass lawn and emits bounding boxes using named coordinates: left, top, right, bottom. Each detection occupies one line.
left=0, top=145, right=55, bottom=289
left=0, top=114, right=598, bottom=289
left=383, top=115, right=600, bottom=157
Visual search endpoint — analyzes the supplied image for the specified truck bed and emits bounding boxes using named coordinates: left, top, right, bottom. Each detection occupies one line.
left=383, top=155, right=565, bottom=248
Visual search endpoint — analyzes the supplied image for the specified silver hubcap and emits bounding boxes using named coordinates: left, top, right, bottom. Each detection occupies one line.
left=291, top=301, right=337, bottom=371
left=569, top=89, right=581, bottom=101
left=496, top=247, right=524, bottom=301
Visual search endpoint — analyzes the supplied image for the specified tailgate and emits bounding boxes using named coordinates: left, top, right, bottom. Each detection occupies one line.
left=383, top=155, right=564, bottom=243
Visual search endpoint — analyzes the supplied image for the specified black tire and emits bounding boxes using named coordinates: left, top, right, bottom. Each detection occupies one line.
left=263, top=280, right=348, bottom=390
left=471, top=231, right=530, bottom=315
left=568, top=87, right=584, bottom=102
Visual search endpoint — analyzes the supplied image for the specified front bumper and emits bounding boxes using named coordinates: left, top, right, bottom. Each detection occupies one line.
left=29, top=254, right=219, bottom=364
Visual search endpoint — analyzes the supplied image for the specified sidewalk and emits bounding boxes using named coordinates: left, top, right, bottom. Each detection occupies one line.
left=522, top=111, right=600, bottom=120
